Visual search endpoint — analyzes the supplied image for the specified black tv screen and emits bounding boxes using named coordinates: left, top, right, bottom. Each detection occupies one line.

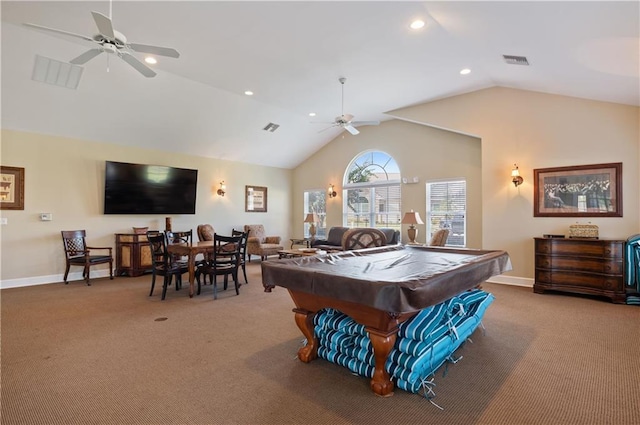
left=104, top=161, right=198, bottom=214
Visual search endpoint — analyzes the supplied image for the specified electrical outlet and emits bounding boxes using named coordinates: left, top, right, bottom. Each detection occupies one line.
left=40, top=213, right=53, bottom=221
left=0, top=217, right=7, bottom=225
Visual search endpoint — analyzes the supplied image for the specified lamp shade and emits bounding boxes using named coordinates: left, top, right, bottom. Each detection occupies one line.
left=304, top=213, right=319, bottom=223
left=401, top=210, right=424, bottom=225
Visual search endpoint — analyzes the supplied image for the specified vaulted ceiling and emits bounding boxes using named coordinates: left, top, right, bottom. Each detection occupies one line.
left=2, top=1, right=638, bottom=169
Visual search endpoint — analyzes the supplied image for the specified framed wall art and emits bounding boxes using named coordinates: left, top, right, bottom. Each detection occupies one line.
left=245, top=185, right=267, bottom=212
left=533, top=162, right=622, bottom=217
left=0, top=166, right=25, bottom=210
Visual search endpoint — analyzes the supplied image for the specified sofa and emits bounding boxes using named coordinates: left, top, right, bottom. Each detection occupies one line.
left=311, top=226, right=400, bottom=251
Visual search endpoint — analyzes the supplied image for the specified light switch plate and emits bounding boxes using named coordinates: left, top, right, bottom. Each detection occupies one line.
left=40, top=213, right=53, bottom=221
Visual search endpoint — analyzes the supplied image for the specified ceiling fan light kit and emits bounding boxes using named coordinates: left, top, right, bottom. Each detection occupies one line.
left=316, top=77, right=380, bottom=135
left=23, top=10, right=180, bottom=78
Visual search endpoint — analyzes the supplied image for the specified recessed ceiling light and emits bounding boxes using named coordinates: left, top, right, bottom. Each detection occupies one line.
left=309, top=112, right=316, bottom=117
left=460, top=68, right=471, bottom=75
left=244, top=91, right=254, bottom=96
left=410, top=20, right=425, bottom=30
left=145, top=57, right=157, bottom=65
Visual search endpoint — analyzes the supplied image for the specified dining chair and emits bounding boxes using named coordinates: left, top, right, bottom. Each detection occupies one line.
left=196, top=224, right=215, bottom=282
left=166, top=229, right=192, bottom=245
left=147, top=231, right=189, bottom=300
left=61, top=230, right=113, bottom=285
left=232, top=229, right=249, bottom=284
left=196, top=233, right=242, bottom=299
left=341, top=228, right=387, bottom=251
left=165, top=229, right=193, bottom=288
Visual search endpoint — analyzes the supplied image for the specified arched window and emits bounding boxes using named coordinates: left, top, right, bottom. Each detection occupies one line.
left=343, top=151, right=401, bottom=229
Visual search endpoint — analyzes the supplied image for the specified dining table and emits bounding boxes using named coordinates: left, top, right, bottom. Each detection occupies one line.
left=167, top=241, right=214, bottom=297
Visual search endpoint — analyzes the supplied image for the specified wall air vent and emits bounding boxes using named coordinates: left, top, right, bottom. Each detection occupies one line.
left=263, top=123, right=280, bottom=132
left=503, top=55, right=530, bottom=66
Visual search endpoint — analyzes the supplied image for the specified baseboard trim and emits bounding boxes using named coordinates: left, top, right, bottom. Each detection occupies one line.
left=487, top=275, right=534, bottom=288
left=1, top=269, right=113, bottom=289
left=2, top=270, right=533, bottom=290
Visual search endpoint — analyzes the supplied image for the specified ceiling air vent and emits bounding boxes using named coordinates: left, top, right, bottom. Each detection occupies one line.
left=263, top=123, right=280, bottom=132
left=31, top=54, right=83, bottom=89
left=503, top=55, right=529, bottom=66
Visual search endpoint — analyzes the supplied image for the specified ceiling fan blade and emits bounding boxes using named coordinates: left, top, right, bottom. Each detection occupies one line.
left=344, top=125, right=360, bottom=135
left=91, top=11, right=115, bottom=39
left=352, top=120, right=380, bottom=127
left=318, top=125, right=338, bottom=133
left=129, top=43, right=180, bottom=58
left=120, top=53, right=156, bottom=77
left=23, top=22, right=94, bottom=43
left=70, top=48, right=103, bottom=65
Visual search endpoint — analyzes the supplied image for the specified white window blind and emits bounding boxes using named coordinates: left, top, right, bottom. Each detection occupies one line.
left=344, top=184, right=402, bottom=228
left=426, top=180, right=466, bottom=247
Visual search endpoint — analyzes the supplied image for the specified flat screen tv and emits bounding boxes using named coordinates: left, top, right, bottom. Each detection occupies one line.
left=104, top=161, right=198, bottom=215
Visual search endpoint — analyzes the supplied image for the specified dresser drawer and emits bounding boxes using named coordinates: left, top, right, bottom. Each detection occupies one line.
left=536, top=254, right=623, bottom=274
left=544, top=271, right=623, bottom=291
left=535, top=238, right=623, bottom=258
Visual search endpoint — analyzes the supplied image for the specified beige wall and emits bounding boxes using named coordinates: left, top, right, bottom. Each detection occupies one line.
left=292, top=119, right=483, bottom=247
left=2, top=87, right=638, bottom=287
left=0, top=130, right=292, bottom=286
left=293, top=87, right=639, bottom=284
left=387, top=87, right=639, bottom=282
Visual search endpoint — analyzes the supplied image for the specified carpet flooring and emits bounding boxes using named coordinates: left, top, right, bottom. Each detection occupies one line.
left=1, top=262, right=639, bottom=425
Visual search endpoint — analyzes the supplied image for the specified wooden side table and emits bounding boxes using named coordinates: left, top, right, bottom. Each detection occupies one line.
left=115, top=233, right=153, bottom=277
left=289, top=238, right=311, bottom=249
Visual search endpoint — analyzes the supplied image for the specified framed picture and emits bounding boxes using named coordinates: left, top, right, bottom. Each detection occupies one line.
left=245, top=185, right=267, bottom=213
left=533, top=162, right=622, bottom=217
left=0, top=166, right=25, bottom=210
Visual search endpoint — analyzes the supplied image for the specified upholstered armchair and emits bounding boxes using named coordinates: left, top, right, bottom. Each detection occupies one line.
left=197, top=224, right=215, bottom=242
left=243, top=224, right=283, bottom=261
left=428, top=229, right=450, bottom=246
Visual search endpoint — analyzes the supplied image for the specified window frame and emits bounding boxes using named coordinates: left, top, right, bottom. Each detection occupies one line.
left=425, top=178, right=467, bottom=247
left=342, top=150, right=402, bottom=230
left=303, top=189, right=327, bottom=239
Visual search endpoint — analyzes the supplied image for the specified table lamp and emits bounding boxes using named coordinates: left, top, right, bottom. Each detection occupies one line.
left=304, top=213, right=319, bottom=239
left=401, top=210, right=424, bottom=244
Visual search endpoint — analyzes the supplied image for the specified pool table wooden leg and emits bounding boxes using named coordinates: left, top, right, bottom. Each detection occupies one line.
left=366, top=327, right=397, bottom=397
left=293, top=308, right=318, bottom=362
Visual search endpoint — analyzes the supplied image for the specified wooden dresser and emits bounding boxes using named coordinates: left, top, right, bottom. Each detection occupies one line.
left=534, top=237, right=626, bottom=303
left=115, top=233, right=153, bottom=277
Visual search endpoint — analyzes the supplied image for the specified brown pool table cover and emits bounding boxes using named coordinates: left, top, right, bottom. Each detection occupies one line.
left=261, top=245, right=511, bottom=314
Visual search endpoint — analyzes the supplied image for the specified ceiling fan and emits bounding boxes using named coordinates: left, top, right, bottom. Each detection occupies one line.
left=23, top=6, right=179, bottom=78
left=316, top=77, right=380, bottom=135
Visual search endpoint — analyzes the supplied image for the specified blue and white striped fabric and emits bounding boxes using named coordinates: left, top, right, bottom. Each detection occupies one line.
left=313, top=289, right=495, bottom=397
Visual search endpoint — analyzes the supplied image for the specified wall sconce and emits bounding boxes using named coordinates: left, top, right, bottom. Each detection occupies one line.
left=401, top=209, right=424, bottom=245
left=217, top=181, right=226, bottom=196
left=511, top=164, right=524, bottom=187
left=328, top=184, right=337, bottom=198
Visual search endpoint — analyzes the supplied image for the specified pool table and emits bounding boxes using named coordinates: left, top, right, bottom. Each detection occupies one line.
left=261, top=244, right=511, bottom=396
